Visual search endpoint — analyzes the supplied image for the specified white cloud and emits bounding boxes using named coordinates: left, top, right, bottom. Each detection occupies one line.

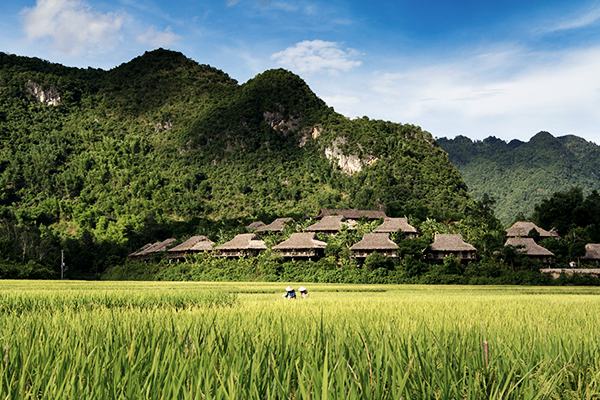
left=137, top=26, right=181, bottom=47
left=271, top=40, right=362, bottom=74
left=547, top=5, right=600, bottom=32
left=311, top=45, right=600, bottom=143
left=20, top=0, right=125, bottom=57
left=320, top=94, right=360, bottom=107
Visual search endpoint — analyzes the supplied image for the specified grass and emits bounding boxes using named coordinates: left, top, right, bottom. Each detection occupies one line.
left=1, top=281, right=600, bottom=399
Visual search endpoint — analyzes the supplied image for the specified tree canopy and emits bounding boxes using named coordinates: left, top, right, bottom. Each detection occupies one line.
left=0, top=49, right=474, bottom=277
left=437, top=133, right=600, bottom=224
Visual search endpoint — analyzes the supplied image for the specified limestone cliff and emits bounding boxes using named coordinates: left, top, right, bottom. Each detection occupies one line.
left=25, top=80, right=61, bottom=106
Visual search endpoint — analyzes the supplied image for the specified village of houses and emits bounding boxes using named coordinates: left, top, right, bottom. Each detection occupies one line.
left=128, top=209, right=600, bottom=277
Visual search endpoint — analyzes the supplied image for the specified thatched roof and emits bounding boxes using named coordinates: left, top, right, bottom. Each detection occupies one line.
left=428, top=234, right=476, bottom=252
left=168, top=236, right=214, bottom=252
left=583, top=243, right=600, bottom=260
left=350, top=233, right=399, bottom=251
left=505, top=238, right=554, bottom=256
left=129, top=243, right=153, bottom=257
left=129, top=238, right=176, bottom=257
left=305, top=215, right=346, bottom=232
left=315, top=209, right=386, bottom=220
left=373, top=217, right=418, bottom=234
left=256, top=217, right=294, bottom=232
left=246, top=221, right=266, bottom=231
left=214, top=234, right=267, bottom=250
left=272, top=233, right=327, bottom=250
left=506, top=221, right=559, bottom=238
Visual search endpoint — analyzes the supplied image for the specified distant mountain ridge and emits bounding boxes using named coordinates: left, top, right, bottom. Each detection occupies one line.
left=437, top=132, right=600, bottom=224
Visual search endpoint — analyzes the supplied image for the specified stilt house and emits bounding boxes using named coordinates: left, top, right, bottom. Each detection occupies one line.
left=315, top=209, right=387, bottom=220
left=350, top=233, right=399, bottom=258
left=213, top=234, right=267, bottom=258
left=272, top=232, right=327, bottom=260
left=167, top=235, right=215, bottom=260
left=506, top=221, right=559, bottom=239
left=246, top=221, right=267, bottom=231
left=128, top=238, right=176, bottom=261
left=305, top=215, right=347, bottom=236
left=504, top=237, right=555, bottom=265
left=255, top=217, right=294, bottom=233
left=373, top=217, right=419, bottom=238
left=425, top=234, right=476, bottom=262
left=582, top=243, right=600, bottom=266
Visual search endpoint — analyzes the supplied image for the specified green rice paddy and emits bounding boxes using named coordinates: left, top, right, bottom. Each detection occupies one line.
left=1, top=281, right=600, bottom=399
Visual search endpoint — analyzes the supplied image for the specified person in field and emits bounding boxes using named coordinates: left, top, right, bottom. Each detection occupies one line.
left=282, top=286, right=296, bottom=299
left=298, top=286, right=309, bottom=299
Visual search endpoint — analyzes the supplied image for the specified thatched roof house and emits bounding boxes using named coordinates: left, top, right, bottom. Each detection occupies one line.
left=305, top=215, right=347, bottom=236
left=315, top=209, right=386, bottom=220
left=425, top=234, right=476, bottom=262
left=350, top=233, right=399, bottom=258
left=128, top=238, right=176, bottom=261
left=213, top=234, right=267, bottom=258
left=255, top=217, right=294, bottom=233
left=272, top=232, right=327, bottom=259
left=504, top=237, right=554, bottom=265
left=129, top=243, right=153, bottom=257
left=506, top=221, right=559, bottom=239
left=246, top=221, right=266, bottom=231
left=582, top=243, right=600, bottom=266
left=373, top=217, right=418, bottom=238
left=167, top=235, right=215, bottom=260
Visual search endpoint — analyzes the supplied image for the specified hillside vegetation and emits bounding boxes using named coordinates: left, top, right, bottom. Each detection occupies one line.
left=0, top=49, right=473, bottom=276
left=437, top=132, right=600, bottom=224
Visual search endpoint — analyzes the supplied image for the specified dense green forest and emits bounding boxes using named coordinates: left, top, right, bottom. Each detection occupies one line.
left=0, top=49, right=473, bottom=278
left=437, top=133, right=600, bottom=224
left=2, top=49, right=598, bottom=284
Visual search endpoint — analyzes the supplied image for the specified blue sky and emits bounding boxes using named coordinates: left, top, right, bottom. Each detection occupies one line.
left=2, top=0, right=600, bottom=143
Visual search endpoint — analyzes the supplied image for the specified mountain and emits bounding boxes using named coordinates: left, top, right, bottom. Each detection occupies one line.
left=0, top=49, right=473, bottom=274
left=437, top=132, right=600, bottom=224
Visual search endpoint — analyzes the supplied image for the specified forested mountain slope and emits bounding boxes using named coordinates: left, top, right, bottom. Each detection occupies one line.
left=437, top=132, right=600, bottom=224
left=0, top=49, right=473, bottom=275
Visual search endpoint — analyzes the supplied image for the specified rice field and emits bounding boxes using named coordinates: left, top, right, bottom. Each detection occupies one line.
left=1, top=281, right=600, bottom=399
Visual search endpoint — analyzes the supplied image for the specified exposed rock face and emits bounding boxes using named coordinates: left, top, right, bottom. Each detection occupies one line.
left=263, top=111, right=284, bottom=128
left=25, top=80, right=61, bottom=106
left=325, top=137, right=378, bottom=175
left=299, top=125, right=322, bottom=147
left=263, top=110, right=301, bottom=137
left=311, top=126, right=321, bottom=139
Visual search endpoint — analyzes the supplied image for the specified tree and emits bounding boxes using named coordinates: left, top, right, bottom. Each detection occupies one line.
left=531, top=187, right=585, bottom=235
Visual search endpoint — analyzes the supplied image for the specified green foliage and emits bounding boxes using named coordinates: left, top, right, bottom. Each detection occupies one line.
left=531, top=187, right=600, bottom=239
left=1, top=49, right=479, bottom=276
left=395, top=236, right=429, bottom=259
left=418, top=217, right=505, bottom=257
left=420, top=254, right=465, bottom=284
left=4, top=281, right=600, bottom=398
left=12, top=49, right=595, bottom=287
left=438, top=133, right=600, bottom=224
left=0, top=49, right=480, bottom=276
left=0, top=259, right=55, bottom=279
left=363, top=252, right=393, bottom=272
